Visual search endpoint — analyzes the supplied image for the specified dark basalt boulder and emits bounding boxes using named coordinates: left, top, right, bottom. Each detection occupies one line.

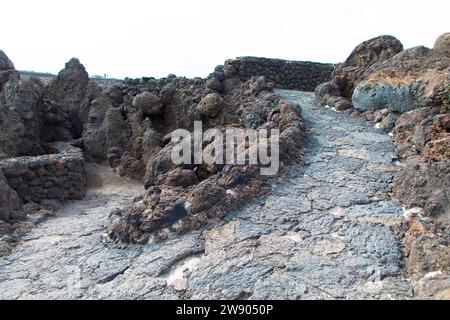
left=332, top=35, right=404, bottom=98
left=434, top=32, right=450, bottom=58
left=315, top=82, right=340, bottom=106
left=197, top=93, right=225, bottom=118
left=132, top=91, right=163, bottom=116
left=352, top=80, right=422, bottom=112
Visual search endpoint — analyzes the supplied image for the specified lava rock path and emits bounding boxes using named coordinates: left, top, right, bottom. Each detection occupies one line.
left=0, top=91, right=412, bottom=299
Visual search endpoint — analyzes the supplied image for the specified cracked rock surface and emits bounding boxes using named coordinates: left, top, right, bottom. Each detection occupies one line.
left=0, top=91, right=413, bottom=299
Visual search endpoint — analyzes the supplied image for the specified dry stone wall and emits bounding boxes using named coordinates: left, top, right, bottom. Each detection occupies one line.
left=0, top=143, right=86, bottom=204
left=227, top=57, right=334, bottom=91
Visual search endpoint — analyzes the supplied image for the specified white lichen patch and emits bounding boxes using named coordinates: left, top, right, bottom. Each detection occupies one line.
left=166, top=256, right=202, bottom=291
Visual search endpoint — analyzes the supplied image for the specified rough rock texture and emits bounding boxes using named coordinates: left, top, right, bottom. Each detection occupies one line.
left=157, top=168, right=198, bottom=188
left=3, top=76, right=45, bottom=121
left=393, top=110, right=450, bottom=218
left=0, top=50, right=14, bottom=71
left=403, top=220, right=449, bottom=277
left=327, top=35, right=404, bottom=99
left=0, top=56, right=101, bottom=160
left=1, top=77, right=46, bottom=158
left=103, top=74, right=307, bottom=243
left=0, top=54, right=47, bottom=160
left=42, top=58, right=100, bottom=141
left=0, top=50, right=18, bottom=92
left=401, top=218, right=450, bottom=300
left=434, top=32, right=450, bottom=57
left=0, top=171, right=21, bottom=222
left=74, top=58, right=309, bottom=244
left=394, top=162, right=449, bottom=213
left=314, top=82, right=341, bottom=106
left=0, top=45, right=447, bottom=299
left=197, top=93, right=225, bottom=117
left=0, top=92, right=414, bottom=299
left=132, top=91, right=163, bottom=116
left=315, top=35, right=449, bottom=114
left=352, top=46, right=449, bottom=112
left=83, top=75, right=210, bottom=179
left=352, top=81, right=423, bottom=112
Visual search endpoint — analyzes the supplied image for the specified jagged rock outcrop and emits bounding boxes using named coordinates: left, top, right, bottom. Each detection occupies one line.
left=0, top=50, right=14, bottom=71
left=1, top=76, right=46, bottom=156
left=0, top=40, right=448, bottom=299
left=316, top=33, right=449, bottom=137
left=0, top=51, right=47, bottom=159
left=434, top=32, right=450, bottom=57
left=352, top=44, right=449, bottom=112
left=1, top=56, right=103, bottom=161
left=0, top=55, right=98, bottom=252
left=331, top=35, right=404, bottom=99
left=314, top=35, right=404, bottom=110
left=1, top=56, right=102, bottom=160
left=389, top=92, right=449, bottom=300
left=95, top=70, right=306, bottom=244
left=42, top=58, right=100, bottom=141
left=393, top=109, right=450, bottom=219
left=0, top=50, right=17, bottom=90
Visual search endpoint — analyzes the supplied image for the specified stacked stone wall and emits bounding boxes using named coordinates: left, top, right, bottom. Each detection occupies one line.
left=0, top=143, right=86, bottom=204
left=227, top=57, right=334, bottom=91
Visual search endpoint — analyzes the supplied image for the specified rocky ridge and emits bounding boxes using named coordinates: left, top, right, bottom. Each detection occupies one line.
left=0, top=51, right=308, bottom=255
left=95, top=70, right=307, bottom=244
left=315, top=33, right=450, bottom=298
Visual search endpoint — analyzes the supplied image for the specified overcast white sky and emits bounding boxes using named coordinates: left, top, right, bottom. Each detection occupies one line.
left=1, top=0, right=449, bottom=79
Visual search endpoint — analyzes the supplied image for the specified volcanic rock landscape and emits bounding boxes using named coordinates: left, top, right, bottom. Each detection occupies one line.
left=0, top=33, right=448, bottom=300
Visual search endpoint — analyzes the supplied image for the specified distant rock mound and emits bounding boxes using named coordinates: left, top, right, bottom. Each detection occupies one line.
left=0, top=50, right=14, bottom=71
left=434, top=32, right=450, bottom=57
left=0, top=50, right=18, bottom=93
